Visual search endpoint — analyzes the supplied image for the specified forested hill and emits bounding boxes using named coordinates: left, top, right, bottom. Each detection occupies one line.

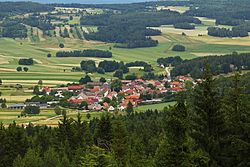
left=0, top=2, right=53, bottom=19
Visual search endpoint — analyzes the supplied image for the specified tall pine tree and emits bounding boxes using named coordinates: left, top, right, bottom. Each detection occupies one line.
left=190, top=64, right=225, bottom=167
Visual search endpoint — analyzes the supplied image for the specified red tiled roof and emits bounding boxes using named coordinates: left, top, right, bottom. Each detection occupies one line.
left=68, top=85, right=84, bottom=90
left=103, top=102, right=109, bottom=108
left=125, top=95, right=140, bottom=100
left=170, top=81, right=182, bottom=85
left=42, top=86, right=51, bottom=92
left=68, top=99, right=85, bottom=104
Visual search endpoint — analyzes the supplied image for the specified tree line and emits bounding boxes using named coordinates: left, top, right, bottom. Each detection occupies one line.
left=80, top=60, right=129, bottom=74
left=0, top=67, right=249, bottom=167
left=174, top=22, right=195, bottom=30
left=18, top=58, right=34, bottom=66
left=56, top=49, right=112, bottom=58
left=207, top=26, right=249, bottom=38
left=157, top=56, right=183, bottom=67
left=171, top=52, right=250, bottom=78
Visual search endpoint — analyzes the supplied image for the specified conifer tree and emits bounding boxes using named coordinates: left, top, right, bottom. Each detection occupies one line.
left=94, top=114, right=112, bottom=149
left=111, top=119, right=128, bottom=166
left=221, top=73, right=250, bottom=166
left=190, top=64, right=224, bottom=166
left=155, top=99, right=190, bottom=167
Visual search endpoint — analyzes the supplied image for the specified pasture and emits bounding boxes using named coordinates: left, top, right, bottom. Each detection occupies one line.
left=0, top=108, right=105, bottom=126
left=135, top=102, right=176, bottom=111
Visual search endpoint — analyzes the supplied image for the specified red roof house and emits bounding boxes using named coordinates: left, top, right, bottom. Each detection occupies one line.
left=68, top=85, right=84, bottom=91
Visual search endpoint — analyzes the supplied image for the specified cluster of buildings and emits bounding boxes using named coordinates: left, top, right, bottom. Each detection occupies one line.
left=8, top=76, right=194, bottom=111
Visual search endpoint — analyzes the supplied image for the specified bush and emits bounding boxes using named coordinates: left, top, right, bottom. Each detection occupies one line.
left=79, top=75, right=92, bottom=84
left=97, top=67, right=105, bottom=74
left=172, top=45, right=186, bottom=52
left=47, top=53, right=52, bottom=58
left=16, top=67, right=22, bottom=72
left=113, top=69, right=123, bottom=79
left=99, top=77, right=106, bottom=83
left=23, top=106, right=40, bottom=115
left=59, top=43, right=64, bottom=48
left=23, top=67, right=29, bottom=72
left=80, top=60, right=97, bottom=73
left=125, top=74, right=137, bottom=80
left=54, top=106, right=64, bottom=115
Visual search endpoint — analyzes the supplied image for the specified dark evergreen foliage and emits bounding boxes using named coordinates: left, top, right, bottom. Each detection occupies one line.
left=174, top=22, right=195, bottom=30
left=0, top=2, right=54, bottom=20
left=18, top=58, right=34, bottom=66
left=157, top=56, right=183, bottom=66
left=171, top=52, right=250, bottom=78
left=172, top=45, right=186, bottom=52
left=207, top=27, right=249, bottom=38
left=81, top=10, right=200, bottom=48
left=56, top=49, right=112, bottom=58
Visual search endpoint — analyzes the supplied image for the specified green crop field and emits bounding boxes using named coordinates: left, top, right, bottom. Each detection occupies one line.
left=135, top=102, right=176, bottom=111
left=0, top=108, right=104, bottom=126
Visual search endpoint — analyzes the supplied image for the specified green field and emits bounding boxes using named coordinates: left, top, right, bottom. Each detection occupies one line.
left=135, top=102, right=176, bottom=111
left=0, top=108, right=103, bottom=126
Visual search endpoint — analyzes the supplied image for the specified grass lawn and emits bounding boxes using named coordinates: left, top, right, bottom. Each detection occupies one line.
left=136, top=102, right=176, bottom=112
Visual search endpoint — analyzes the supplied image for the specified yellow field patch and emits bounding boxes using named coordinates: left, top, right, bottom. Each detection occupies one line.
left=1, top=95, right=33, bottom=102
left=155, top=25, right=207, bottom=37
left=196, top=17, right=216, bottom=26
left=151, top=35, right=171, bottom=43
left=191, top=52, right=222, bottom=57
left=189, top=34, right=250, bottom=46
left=3, top=80, right=69, bottom=85
left=0, top=68, right=16, bottom=72
left=0, top=56, right=10, bottom=64
left=0, top=112, right=21, bottom=115
left=0, top=116, right=18, bottom=120
left=157, top=6, right=190, bottom=13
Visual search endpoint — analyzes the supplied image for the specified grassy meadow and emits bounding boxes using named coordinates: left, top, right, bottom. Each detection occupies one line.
left=0, top=108, right=104, bottom=126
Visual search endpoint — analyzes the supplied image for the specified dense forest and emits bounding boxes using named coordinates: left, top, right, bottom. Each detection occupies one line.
left=1, top=67, right=250, bottom=167
left=171, top=52, right=250, bottom=78
left=22, top=16, right=55, bottom=31
left=1, top=23, right=27, bottom=39
left=56, top=49, right=112, bottom=58
left=81, top=10, right=200, bottom=48
left=0, top=2, right=54, bottom=20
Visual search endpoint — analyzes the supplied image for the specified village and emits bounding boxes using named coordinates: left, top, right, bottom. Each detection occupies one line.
left=7, top=75, right=195, bottom=112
